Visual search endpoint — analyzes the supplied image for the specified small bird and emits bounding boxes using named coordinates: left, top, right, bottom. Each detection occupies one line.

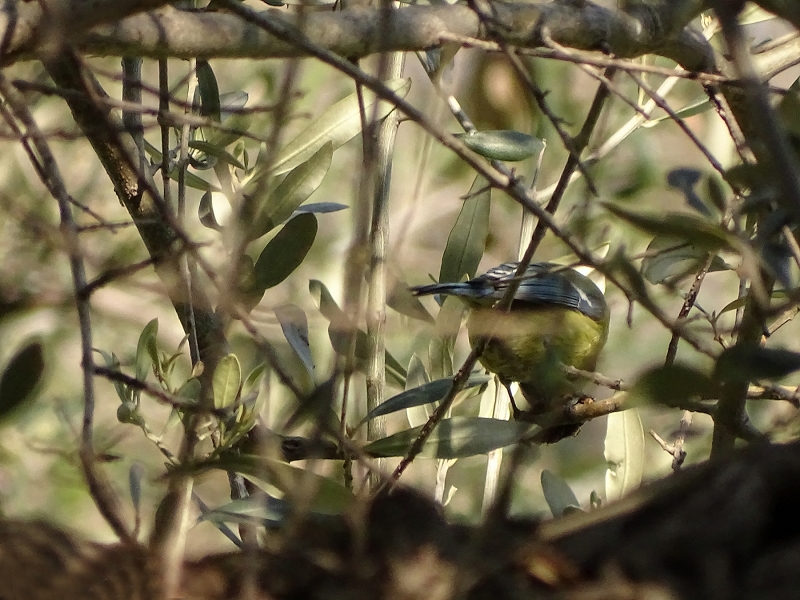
left=411, top=262, right=609, bottom=434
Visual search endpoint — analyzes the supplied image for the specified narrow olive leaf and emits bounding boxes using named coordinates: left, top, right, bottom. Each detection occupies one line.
left=642, top=98, right=711, bottom=128
left=387, top=279, right=434, bottom=323
left=242, top=363, right=266, bottom=396
left=253, top=213, right=318, bottom=293
left=188, top=141, right=246, bottom=170
left=360, top=374, right=490, bottom=424
left=176, top=378, right=201, bottom=402
left=198, top=495, right=289, bottom=526
left=275, top=304, right=315, bottom=378
left=198, top=190, right=223, bottom=230
left=204, top=113, right=255, bottom=148
left=629, top=364, right=715, bottom=407
left=196, top=60, right=221, bottom=122
left=666, top=167, right=710, bottom=217
left=363, top=416, right=532, bottom=459
left=715, top=345, right=800, bottom=384
left=641, top=236, right=729, bottom=285
left=293, top=202, right=349, bottom=215
left=95, top=349, right=129, bottom=403
left=455, top=130, right=544, bottom=162
left=0, top=341, right=44, bottom=421
left=135, top=318, right=158, bottom=381
left=167, top=165, right=217, bottom=191
left=779, top=76, right=800, bottom=137
left=248, top=142, right=333, bottom=240
left=186, top=454, right=353, bottom=513
left=219, top=91, right=249, bottom=117
left=440, top=174, right=491, bottom=284
left=405, top=354, right=432, bottom=428
left=213, top=354, right=242, bottom=410
left=129, top=463, right=144, bottom=516
left=603, top=203, right=733, bottom=250
left=269, top=78, right=411, bottom=176
left=541, top=470, right=581, bottom=518
left=309, top=279, right=346, bottom=321
left=604, top=409, right=644, bottom=503
left=327, top=326, right=407, bottom=388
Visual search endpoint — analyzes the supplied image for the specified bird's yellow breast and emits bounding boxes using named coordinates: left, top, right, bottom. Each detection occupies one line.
left=467, top=305, right=608, bottom=400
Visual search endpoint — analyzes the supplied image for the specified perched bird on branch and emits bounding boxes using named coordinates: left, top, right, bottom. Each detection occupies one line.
left=411, top=262, right=609, bottom=435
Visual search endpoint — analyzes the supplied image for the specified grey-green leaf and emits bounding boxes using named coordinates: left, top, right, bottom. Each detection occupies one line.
left=439, top=174, right=491, bottom=284
left=253, top=213, right=318, bottom=293
left=269, top=78, right=411, bottom=176
left=641, top=236, right=728, bottom=285
left=135, top=318, right=158, bottom=381
left=275, top=304, right=315, bottom=378
left=715, top=345, right=800, bottom=384
left=361, top=374, right=489, bottom=424
left=247, top=142, right=333, bottom=239
left=541, top=469, right=581, bottom=518
left=629, top=364, right=715, bottom=407
left=455, top=130, right=544, bottom=162
left=0, top=341, right=45, bottom=421
left=363, top=416, right=532, bottom=458
left=196, top=60, right=221, bottom=122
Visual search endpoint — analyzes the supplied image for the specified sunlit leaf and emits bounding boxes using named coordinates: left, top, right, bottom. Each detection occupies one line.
left=213, top=354, right=242, bottom=410
left=604, top=409, right=644, bottom=503
left=268, top=78, right=411, bottom=176
left=387, top=279, right=434, bottom=323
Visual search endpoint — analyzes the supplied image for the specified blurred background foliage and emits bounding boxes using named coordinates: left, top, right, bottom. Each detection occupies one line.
left=0, top=1, right=798, bottom=554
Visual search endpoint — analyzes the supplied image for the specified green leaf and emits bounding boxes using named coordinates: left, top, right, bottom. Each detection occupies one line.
left=204, top=113, right=255, bottom=148
left=604, top=409, right=644, bottom=503
left=253, top=213, right=318, bottom=293
left=629, top=364, right=714, bottom=407
left=0, top=341, right=44, bottom=421
left=95, top=349, right=128, bottom=403
left=268, top=78, right=411, bottom=176
left=641, top=236, right=729, bottom=285
left=440, top=174, right=491, bottom=284
left=387, top=279, right=434, bottom=323
left=242, top=363, right=266, bottom=396
left=275, top=304, right=315, bottom=379
left=405, top=354, right=432, bottom=428
left=213, top=354, right=242, bottom=410
left=187, top=454, right=353, bottom=514
left=309, top=279, right=347, bottom=322
left=188, top=141, right=246, bottom=170
left=196, top=60, right=221, bottom=122
left=167, top=165, right=218, bottom=191
left=198, top=190, right=223, bottom=231
left=362, top=416, right=532, bottom=458
left=247, top=142, right=333, bottom=239
left=642, top=98, right=711, bottom=128
left=715, top=345, right=800, bottom=384
left=455, top=130, right=544, bottom=162
left=135, top=318, right=158, bottom=382
left=361, top=374, right=490, bottom=424
left=428, top=296, right=465, bottom=379
left=541, top=470, right=581, bottom=518
left=603, top=203, right=733, bottom=251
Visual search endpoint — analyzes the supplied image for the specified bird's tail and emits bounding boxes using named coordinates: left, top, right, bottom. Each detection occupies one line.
left=410, top=282, right=474, bottom=297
